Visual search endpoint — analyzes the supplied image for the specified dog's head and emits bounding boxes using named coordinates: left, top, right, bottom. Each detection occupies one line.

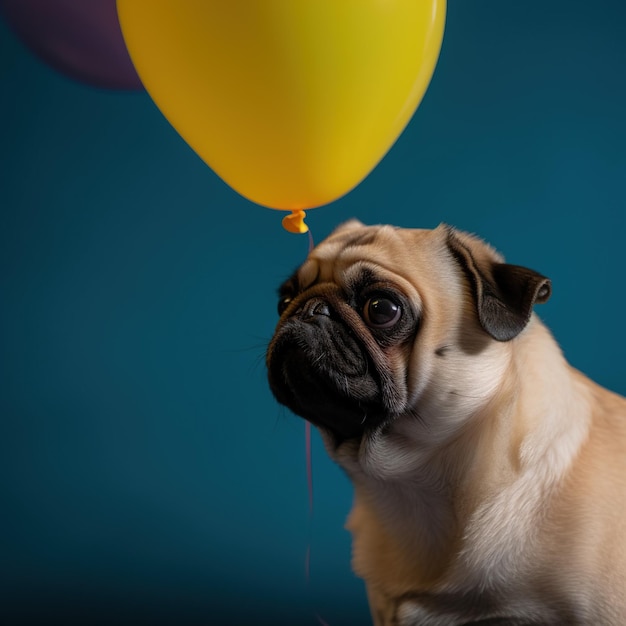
left=266, top=221, right=551, bottom=449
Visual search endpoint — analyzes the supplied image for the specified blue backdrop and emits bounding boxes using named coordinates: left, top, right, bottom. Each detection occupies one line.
left=1, top=1, right=625, bottom=624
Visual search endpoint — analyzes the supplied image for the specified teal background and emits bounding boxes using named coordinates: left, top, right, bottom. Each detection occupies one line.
left=1, top=1, right=625, bottom=624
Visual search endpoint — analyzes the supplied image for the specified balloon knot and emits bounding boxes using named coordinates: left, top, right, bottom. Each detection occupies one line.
left=282, top=210, right=309, bottom=234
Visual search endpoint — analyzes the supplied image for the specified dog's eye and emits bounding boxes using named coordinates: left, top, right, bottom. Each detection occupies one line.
left=277, top=295, right=293, bottom=316
left=363, top=296, right=401, bottom=328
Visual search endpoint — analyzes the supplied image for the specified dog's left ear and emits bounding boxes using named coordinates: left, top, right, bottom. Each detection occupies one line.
left=445, top=227, right=552, bottom=342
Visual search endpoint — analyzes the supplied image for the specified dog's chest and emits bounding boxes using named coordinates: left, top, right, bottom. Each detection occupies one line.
left=347, top=469, right=553, bottom=624
left=348, top=480, right=460, bottom=590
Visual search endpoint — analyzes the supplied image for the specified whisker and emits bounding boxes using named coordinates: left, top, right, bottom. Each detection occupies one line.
left=227, top=335, right=272, bottom=353
left=449, top=390, right=486, bottom=400
left=406, top=406, right=428, bottom=429
left=247, top=350, right=268, bottom=375
left=311, top=352, right=326, bottom=367
left=272, top=404, right=290, bottom=432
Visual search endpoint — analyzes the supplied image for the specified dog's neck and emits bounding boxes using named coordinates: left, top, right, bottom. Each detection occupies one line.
left=324, top=316, right=592, bottom=592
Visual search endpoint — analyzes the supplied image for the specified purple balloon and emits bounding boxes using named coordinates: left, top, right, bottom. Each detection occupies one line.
left=0, top=0, right=143, bottom=90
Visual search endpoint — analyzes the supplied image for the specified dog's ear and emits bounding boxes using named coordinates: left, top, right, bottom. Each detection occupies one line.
left=445, top=227, right=551, bottom=342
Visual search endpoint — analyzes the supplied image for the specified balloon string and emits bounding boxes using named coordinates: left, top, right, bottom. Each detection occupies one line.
left=304, top=229, right=329, bottom=626
left=306, top=225, right=315, bottom=517
left=305, top=228, right=315, bottom=580
left=306, top=420, right=314, bottom=517
left=306, top=371, right=329, bottom=626
left=306, top=226, right=315, bottom=516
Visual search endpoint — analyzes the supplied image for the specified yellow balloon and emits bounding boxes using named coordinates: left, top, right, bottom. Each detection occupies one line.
left=117, top=1, right=446, bottom=232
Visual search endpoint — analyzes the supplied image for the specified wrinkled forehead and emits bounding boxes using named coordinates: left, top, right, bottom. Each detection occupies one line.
left=292, top=224, right=449, bottom=293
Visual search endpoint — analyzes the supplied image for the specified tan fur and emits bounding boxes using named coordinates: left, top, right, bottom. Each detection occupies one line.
left=303, top=221, right=626, bottom=624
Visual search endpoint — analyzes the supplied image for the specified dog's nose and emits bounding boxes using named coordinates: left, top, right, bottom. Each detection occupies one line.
left=302, top=298, right=331, bottom=319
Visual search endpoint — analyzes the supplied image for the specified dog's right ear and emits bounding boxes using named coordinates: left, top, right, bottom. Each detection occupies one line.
left=445, top=227, right=552, bottom=342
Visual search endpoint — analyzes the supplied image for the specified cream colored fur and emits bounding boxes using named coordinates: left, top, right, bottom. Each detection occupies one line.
left=304, top=222, right=626, bottom=625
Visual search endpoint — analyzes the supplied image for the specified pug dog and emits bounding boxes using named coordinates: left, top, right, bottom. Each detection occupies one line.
left=266, top=220, right=626, bottom=625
